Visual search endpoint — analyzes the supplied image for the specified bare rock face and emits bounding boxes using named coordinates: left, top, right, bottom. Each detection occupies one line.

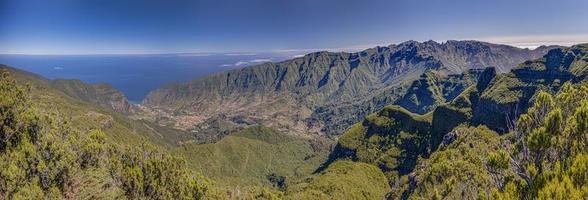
left=143, top=40, right=557, bottom=137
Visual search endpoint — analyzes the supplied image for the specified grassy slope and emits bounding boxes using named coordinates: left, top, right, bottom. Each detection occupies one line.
left=175, top=126, right=330, bottom=187
left=287, top=160, right=390, bottom=200
left=0, top=70, right=226, bottom=199
left=1, top=65, right=336, bottom=193
left=333, top=105, right=433, bottom=183
left=0, top=65, right=182, bottom=148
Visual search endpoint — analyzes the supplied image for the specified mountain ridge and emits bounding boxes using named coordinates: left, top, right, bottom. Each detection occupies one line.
left=142, top=40, right=557, bottom=137
left=321, top=43, right=588, bottom=199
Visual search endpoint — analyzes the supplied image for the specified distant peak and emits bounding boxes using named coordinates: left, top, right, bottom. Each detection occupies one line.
left=399, top=40, right=420, bottom=46
left=424, top=40, right=440, bottom=45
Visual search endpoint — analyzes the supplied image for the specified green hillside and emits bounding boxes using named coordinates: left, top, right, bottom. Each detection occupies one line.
left=399, top=126, right=515, bottom=199
left=320, top=44, right=588, bottom=199
left=331, top=105, right=433, bottom=184
left=473, top=44, right=588, bottom=133
left=0, top=71, right=227, bottom=199
left=0, top=65, right=188, bottom=148
left=175, top=126, right=331, bottom=188
left=51, top=79, right=136, bottom=114
left=402, top=79, right=588, bottom=199
left=0, top=65, right=329, bottom=196
left=287, top=160, right=390, bottom=199
left=394, top=69, right=481, bottom=114
left=2, top=43, right=588, bottom=200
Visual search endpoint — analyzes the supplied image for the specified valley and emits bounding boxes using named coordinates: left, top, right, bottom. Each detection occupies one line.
left=2, top=42, right=588, bottom=199
left=141, top=40, right=556, bottom=140
left=3, top=1, right=587, bottom=199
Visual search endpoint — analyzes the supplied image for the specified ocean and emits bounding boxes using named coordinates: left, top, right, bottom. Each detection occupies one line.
left=0, top=52, right=304, bottom=102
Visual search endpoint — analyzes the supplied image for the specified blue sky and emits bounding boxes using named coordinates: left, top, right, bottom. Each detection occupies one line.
left=1, top=0, right=587, bottom=54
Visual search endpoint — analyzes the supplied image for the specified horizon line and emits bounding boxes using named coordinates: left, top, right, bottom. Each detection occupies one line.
left=1, top=37, right=586, bottom=56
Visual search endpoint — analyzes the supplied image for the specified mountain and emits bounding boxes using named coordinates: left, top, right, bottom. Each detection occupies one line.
left=142, top=40, right=556, bottom=138
left=401, top=73, right=588, bottom=199
left=0, top=64, right=187, bottom=147
left=0, top=64, right=332, bottom=195
left=322, top=44, right=588, bottom=199
left=0, top=68, right=229, bottom=199
left=2, top=43, right=587, bottom=200
left=471, top=44, right=588, bottom=133
left=394, top=69, right=483, bottom=114
left=0, top=64, right=136, bottom=115
left=51, top=79, right=136, bottom=114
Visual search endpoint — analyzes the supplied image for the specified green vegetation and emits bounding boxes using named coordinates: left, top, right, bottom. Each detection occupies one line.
left=473, top=44, right=588, bottom=133
left=394, top=71, right=446, bottom=114
left=334, top=105, right=433, bottom=184
left=322, top=45, right=588, bottom=199
left=399, top=81, right=588, bottom=199
left=395, top=69, right=480, bottom=114
left=0, top=65, right=187, bottom=148
left=287, top=160, right=390, bottom=199
left=492, top=82, right=588, bottom=199
left=144, top=41, right=552, bottom=137
left=175, top=126, right=330, bottom=188
left=2, top=44, right=587, bottom=199
left=0, top=66, right=327, bottom=199
left=50, top=79, right=135, bottom=114
left=0, top=71, right=221, bottom=199
left=399, top=126, right=518, bottom=199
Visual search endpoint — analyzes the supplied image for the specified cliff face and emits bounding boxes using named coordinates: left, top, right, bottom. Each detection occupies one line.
left=51, top=79, right=136, bottom=114
left=394, top=69, right=484, bottom=114
left=143, top=40, right=555, bottom=137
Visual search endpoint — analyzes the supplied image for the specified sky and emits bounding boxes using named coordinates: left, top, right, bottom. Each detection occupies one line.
left=1, top=0, right=588, bottom=55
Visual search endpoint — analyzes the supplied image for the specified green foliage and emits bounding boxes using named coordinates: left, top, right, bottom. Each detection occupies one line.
left=303, top=46, right=588, bottom=199
left=287, top=160, right=390, bottom=200
left=175, top=126, right=330, bottom=188
left=0, top=71, right=218, bottom=199
left=395, top=69, right=481, bottom=114
left=489, top=80, right=588, bottom=199
left=109, top=144, right=213, bottom=199
left=334, top=105, right=432, bottom=183
left=0, top=65, right=187, bottom=149
left=488, top=150, right=510, bottom=171
left=473, top=44, right=588, bottom=133
left=536, top=175, right=584, bottom=200
left=401, top=126, right=517, bottom=199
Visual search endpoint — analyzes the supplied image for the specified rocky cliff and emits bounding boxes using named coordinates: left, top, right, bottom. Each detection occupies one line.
left=51, top=79, right=136, bottom=114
